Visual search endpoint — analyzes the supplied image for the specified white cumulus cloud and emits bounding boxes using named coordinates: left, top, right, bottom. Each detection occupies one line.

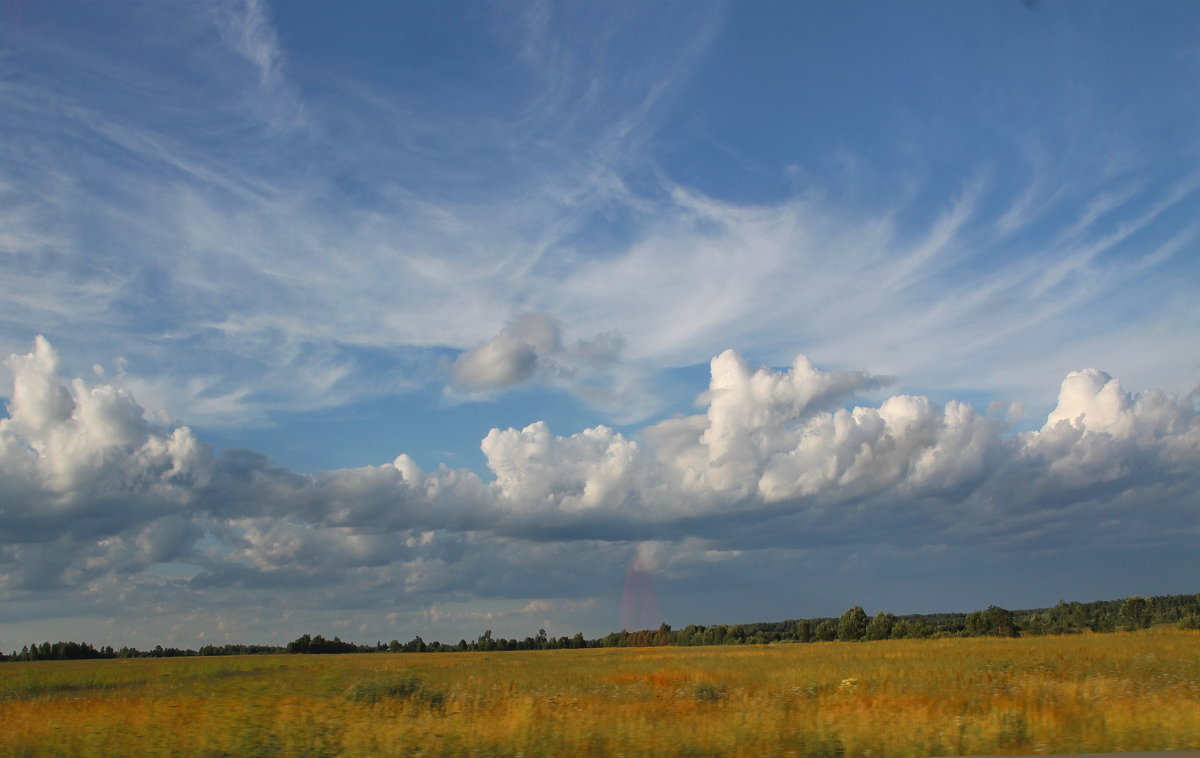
left=2, top=337, right=1198, bottom=639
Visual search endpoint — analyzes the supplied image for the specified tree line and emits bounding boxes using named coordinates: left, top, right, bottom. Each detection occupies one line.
left=1, top=640, right=288, bottom=662
left=5, top=592, right=1199, bottom=662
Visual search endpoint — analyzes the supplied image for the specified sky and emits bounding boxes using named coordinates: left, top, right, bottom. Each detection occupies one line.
left=1, top=0, right=1199, bottom=651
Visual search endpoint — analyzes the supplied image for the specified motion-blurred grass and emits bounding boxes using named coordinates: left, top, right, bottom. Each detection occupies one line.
left=2, top=629, right=1198, bottom=757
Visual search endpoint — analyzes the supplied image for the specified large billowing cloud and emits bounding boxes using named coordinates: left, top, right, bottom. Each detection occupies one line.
left=3, top=337, right=1197, bottom=637
left=0, top=338, right=211, bottom=547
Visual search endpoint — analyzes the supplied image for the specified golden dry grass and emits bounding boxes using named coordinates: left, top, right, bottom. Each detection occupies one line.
left=2, top=629, right=1198, bottom=757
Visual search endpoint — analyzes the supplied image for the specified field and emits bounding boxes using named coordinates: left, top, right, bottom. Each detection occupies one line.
left=2, top=630, right=1199, bottom=757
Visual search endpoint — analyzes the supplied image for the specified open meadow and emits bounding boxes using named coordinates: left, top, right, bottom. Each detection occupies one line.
left=2, top=629, right=1199, bottom=758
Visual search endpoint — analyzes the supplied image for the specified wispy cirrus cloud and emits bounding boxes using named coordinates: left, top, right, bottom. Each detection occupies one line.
left=2, top=1, right=1197, bottom=436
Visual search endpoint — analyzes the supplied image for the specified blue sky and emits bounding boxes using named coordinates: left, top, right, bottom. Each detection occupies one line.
left=1, top=0, right=1199, bottom=649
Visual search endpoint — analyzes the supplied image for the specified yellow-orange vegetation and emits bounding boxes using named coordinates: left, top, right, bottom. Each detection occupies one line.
left=2, top=629, right=1198, bottom=757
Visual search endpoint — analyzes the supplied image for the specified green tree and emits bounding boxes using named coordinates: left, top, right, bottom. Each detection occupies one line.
left=1022, top=614, right=1046, bottom=636
left=477, top=629, right=495, bottom=652
left=652, top=623, right=673, bottom=646
left=1069, top=602, right=1088, bottom=629
left=1091, top=613, right=1116, bottom=633
left=1122, top=596, right=1149, bottom=630
left=838, top=606, right=869, bottom=641
left=986, top=605, right=1019, bottom=637
left=965, top=611, right=988, bottom=636
left=814, top=620, right=837, bottom=641
left=864, top=612, right=896, bottom=641
left=287, top=634, right=312, bottom=654
left=790, top=619, right=814, bottom=643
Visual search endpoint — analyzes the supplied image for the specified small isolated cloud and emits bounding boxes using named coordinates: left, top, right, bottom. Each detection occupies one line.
left=451, top=313, right=652, bottom=421
left=454, top=312, right=595, bottom=390
left=453, top=331, right=543, bottom=391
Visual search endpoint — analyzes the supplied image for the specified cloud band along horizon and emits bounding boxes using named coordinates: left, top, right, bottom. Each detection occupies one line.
left=2, top=336, right=1197, bottom=644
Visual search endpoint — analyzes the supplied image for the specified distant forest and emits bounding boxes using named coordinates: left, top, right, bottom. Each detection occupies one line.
left=6, top=592, right=1199, bottom=662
